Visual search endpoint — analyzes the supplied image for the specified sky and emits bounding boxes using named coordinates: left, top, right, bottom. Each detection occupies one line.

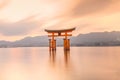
left=0, top=0, right=120, bottom=41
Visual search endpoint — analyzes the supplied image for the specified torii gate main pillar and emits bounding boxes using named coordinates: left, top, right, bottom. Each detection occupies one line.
left=45, top=27, right=75, bottom=51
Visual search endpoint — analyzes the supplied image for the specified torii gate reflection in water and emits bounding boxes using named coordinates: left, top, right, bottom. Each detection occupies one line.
left=45, top=27, right=75, bottom=51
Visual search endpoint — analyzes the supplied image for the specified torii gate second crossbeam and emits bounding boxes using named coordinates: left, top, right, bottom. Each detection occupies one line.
left=45, top=27, right=75, bottom=51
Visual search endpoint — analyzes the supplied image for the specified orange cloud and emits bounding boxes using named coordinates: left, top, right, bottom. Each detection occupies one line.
left=0, top=0, right=10, bottom=9
left=0, top=0, right=120, bottom=41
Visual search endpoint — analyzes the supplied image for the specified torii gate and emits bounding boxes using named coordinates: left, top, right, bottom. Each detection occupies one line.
left=45, top=27, right=75, bottom=51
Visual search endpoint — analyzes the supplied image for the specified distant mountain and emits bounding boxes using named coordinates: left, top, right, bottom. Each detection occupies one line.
left=70, top=31, right=120, bottom=46
left=0, top=41, right=11, bottom=47
left=11, top=36, right=49, bottom=47
left=0, top=31, right=120, bottom=47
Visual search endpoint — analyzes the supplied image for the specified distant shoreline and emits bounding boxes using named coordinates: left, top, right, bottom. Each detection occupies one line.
left=1, top=45, right=120, bottom=48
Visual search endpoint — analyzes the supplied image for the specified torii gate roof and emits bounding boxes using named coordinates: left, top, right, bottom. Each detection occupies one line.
left=45, top=27, right=75, bottom=33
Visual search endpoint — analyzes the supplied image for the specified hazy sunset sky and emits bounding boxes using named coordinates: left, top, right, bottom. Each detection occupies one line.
left=0, top=0, right=120, bottom=41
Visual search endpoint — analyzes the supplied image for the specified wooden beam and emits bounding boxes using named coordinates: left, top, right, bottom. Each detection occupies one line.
left=45, top=27, right=75, bottom=33
left=47, top=31, right=72, bottom=34
left=48, top=34, right=72, bottom=37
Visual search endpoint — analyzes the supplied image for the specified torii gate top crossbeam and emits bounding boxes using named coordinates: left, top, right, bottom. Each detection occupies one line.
left=45, top=27, right=75, bottom=33
left=45, top=27, right=75, bottom=37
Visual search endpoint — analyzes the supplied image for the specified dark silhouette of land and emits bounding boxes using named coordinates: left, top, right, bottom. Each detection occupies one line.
left=1, top=31, right=120, bottom=47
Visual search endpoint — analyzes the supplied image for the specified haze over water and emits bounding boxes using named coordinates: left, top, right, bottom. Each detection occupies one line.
left=0, top=47, right=119, bottom=80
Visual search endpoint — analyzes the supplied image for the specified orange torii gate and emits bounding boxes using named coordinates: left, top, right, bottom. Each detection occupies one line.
left=45, top=27, right=75, bottom=50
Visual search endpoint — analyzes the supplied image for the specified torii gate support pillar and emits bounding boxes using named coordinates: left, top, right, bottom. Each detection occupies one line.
left=45, top=27, right=75, bottom=51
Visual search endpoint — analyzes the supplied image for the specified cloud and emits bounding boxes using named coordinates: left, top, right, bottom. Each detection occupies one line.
left=72, top=0, right=112, bottom=16
left=38, top=0, right=120, bottom=32
left=0, top=0, right=120, bottom=40
left=0, top=0, right=10, bottom=9
left=0, top=20, right=37, bottom=36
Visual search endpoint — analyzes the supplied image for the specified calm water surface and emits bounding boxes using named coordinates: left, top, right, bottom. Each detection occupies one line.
left=0, top=47, right=119, bottom=80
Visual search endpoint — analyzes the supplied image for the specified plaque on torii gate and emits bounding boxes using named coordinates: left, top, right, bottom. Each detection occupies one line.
left=45, top=27, right=75, bottom=51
